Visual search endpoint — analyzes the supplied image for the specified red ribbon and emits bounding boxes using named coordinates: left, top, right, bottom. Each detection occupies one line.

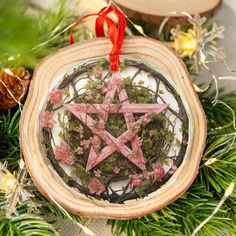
left=69, top=6, right=126, bottom=72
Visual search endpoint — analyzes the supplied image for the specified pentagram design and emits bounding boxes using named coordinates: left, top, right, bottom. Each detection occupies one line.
left=64, top=72, right=168, bottom=171
left=41, top=57, right=189, bottom=203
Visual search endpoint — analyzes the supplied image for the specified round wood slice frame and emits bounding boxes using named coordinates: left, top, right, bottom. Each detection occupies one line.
left=20, top=36, right=207, bottom=220
left=112, top=0, right=222, bottom=25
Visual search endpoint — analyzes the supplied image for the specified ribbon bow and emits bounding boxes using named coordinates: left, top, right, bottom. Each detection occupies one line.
left=69, top=6, right=127, bottom=72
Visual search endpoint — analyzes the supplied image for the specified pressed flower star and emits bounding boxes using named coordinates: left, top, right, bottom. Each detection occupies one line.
left=64, top=72, right=168, bottom=171
left=113, top=167, right=120, bottom=174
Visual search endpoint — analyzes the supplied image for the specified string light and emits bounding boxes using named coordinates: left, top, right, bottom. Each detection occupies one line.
left=192, top=179, right=236, bottom=236
left=170, top=15, right=225, bottom=65
left=0, top=171, right=16, bottom=193
left=172, top=29, right=198, bottom=58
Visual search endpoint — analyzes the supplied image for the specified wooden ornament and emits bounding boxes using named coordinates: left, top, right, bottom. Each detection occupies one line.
left=20, top=37, right=207, bottom=219
left=112, top=0, right=222, bottom=24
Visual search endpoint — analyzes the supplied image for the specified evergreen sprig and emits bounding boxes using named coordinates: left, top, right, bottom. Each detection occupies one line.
left=0, top=0, right=90, bottom=69
left=0, top=1, right=235, bottom=234
left=0, top=214, right=56, bottom=236
left=109, top=93, right=236, bottom=236
left=0, top=109, right=83, bottom=233
left=109, top=185, right=234, bottom=236
left=0, top=192, right=56, bottom=236
left=0, top=110, right=21, bottom=171
left=0, top=0, right=87, bottom=231
left=0, top=96, right=235, bottom=235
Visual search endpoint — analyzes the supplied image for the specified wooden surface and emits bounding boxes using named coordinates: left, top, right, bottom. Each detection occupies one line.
left=113, top=0, right=222, bottom=24
left=20, top=36, right=207, bottom=220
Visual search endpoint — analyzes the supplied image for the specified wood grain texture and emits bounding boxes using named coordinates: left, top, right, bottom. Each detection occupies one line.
left=112, top=0, right=222, bottom=25
left=19, top=37, right=207, bottom=220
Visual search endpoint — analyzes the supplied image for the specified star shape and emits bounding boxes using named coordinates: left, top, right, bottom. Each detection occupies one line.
left=64, top=72, right=168, bottom=171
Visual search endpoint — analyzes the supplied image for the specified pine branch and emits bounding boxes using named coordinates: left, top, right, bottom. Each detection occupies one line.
left=0, top=192, right=57, bottom=236
left=0, top=108, right=83, bottom=231
left=109, top=184, right=235, bottom=236
left=34, top=191, right=83, bottom=224
left=0, top=0, right=91, bottom=69
left=109, top=93, right=236, bottom=236
left=0, top=110, right=21, bottom=171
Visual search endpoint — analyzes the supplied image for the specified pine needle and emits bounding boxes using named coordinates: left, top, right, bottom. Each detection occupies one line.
left=109, top=93, right=236, bottom=236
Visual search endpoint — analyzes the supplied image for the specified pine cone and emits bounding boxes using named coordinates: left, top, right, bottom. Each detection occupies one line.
left=0, top=67, right=30, bottom=110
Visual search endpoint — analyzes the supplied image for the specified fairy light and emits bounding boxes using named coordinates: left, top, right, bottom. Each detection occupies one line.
left=204, top=158, right=217, bottom=167
left=172, top=31, right=198, bottom=57
left=0, top=171, right=16, bottom=193
left=8, top=54, right=20, bottom=61
left=8, top=56, right=15, bottom=61
left=170, top=15, right=225, bottom=64
left=192, top=179, right=235, bottom=236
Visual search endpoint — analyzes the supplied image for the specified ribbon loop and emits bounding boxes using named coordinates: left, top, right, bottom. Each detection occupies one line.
left=69, top=6, right=126, bottom=72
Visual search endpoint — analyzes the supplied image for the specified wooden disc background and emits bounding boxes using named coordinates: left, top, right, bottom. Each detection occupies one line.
left=20, top=37, right=207, bottom=220
left=112, top=0, right=222, bottom=24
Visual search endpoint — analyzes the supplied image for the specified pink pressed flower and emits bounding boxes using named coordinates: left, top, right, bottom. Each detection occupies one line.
left=88, top=178, right=105, bottom=195
left=152, top=163, right=165, bottom=182
left=54, top=142, right=74, bottom=165
left=49, top=89, right=64, bottom=104
left=169, top=165, right=178, bottom=175
left=85, top=90, right=93, bottom=101
left=80, top=139, right=90, bottom=149
left=76, top=146, right=83, bottom=155
left=90, top=135, right=101, bottom=149
left=113, top=167, right=120, bottom=174
left=94, top=169, right=101, bottom=178
left=96, top=82, right=104, bottom=90
left=128, top=175, right=143, bottom=189
left=94, top=68, right=103, bottom=78
left=41, top=111, right=56, bottom=129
